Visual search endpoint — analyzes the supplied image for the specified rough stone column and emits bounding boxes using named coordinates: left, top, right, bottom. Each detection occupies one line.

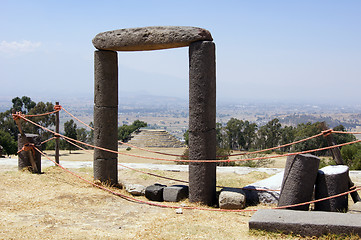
left=188, top=40, right=216, bottom=205
left=278, top=154, right=320, bottom=210
left=315, top=165, right=349, bottom=212
left=94, top=50, right=118, bottom=185
left=18, top=134, right=41, bottom=173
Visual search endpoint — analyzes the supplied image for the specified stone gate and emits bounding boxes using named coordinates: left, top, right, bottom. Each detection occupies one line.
left=92, top=26, right=216, bottom=205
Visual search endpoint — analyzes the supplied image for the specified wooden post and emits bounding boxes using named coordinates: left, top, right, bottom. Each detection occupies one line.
left=321, top=122, right=361, bottom=203
left=13, top=110, right=39, bottom=173
left=55, top=101, right=60, bottom=164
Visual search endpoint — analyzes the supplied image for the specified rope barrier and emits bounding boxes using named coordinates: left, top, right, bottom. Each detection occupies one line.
left=41, top=136, right=57, bottom=145
left=63, top=138, right=282, bottom=191
left=33, top=146, right=360, bottom=213
left=61, top=106, right=94, bottom=131
left=14, top=112, right=361, bottom=163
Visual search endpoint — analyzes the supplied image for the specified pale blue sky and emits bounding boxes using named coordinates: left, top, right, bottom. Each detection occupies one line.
left=1, top=0, right=360, bottom=105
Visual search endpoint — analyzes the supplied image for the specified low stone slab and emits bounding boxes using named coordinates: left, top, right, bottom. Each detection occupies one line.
left=163, top=185, right=189, bottom=202
left=125, top=183, right=146, bottom=196
left=145, top=183, right=167, bottom=201
left=249, top=209, right=361, bottom=237
left=349, top=202, right=361, bottom=214
left=92, top=26, right=213, bottom=51
left=243, top=171, right=283, bottom=205
left=219, top=187, right=246, bottom=209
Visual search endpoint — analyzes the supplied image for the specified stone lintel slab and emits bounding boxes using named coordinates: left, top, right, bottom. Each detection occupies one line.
left=92, top=26, right=213, bottom=51
left=249, top=209, right=361, bottom=237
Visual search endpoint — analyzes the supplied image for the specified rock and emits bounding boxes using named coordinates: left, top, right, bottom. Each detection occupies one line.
left=125, top=183, right=146, bottom=196
left=278, top=154, right=320, bottom=210
left=349, top=201, right=361, bottom=214
left=243, top=171, right=283, bottom=205
left=92, top=26, right=213, bottom=51
left=145, top=183, right=167, bottom=201
left=315, top=165, right=349, bottom=212
left=219, top=187, right=246, bottom=209
left=163, top=185, right=189, bottom=202
left=175, top=208, right=183, bottom=214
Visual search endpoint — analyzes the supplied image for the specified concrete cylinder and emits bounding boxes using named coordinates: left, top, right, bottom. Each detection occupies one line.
left=188, top=41, right=217, bottom=205
left=94, top=50, right=118, bottom=185
left=315, top=165, right=349, bottom=212
left=18, top=134, right=41, bottom=173
left=278, top=154, right=320, bottom=210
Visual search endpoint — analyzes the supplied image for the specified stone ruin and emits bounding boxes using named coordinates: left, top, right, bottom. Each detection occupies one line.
left=92, top=26, right=216, bottom=205
left=128, top=129, right=184, bottom=148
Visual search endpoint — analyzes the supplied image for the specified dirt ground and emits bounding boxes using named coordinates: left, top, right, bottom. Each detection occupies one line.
left=0, top=148, right=360, bottom=239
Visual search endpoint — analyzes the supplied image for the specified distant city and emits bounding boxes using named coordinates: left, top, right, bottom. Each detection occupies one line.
left=1, top=94, right=361, bottom=139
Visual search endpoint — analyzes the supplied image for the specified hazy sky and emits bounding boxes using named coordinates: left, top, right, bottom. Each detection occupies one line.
left=1, top=1, right=360, bottom=105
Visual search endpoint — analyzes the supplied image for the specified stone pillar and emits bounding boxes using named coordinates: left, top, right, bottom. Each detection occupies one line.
left=278, top=154, right=320, bottom=210
left=18, top=134, right=41, bottom=173
left=188, top=41, right=216, bottom=205
left=94, top=50, right=118, bottom=185
left=315, top=165, right=349, bottom=212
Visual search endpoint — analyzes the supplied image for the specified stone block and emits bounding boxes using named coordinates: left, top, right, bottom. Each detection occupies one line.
left=315, top=165, right=349, bottom=212
left=145, top=183, right=167, bottom=202
left=349, top=201, right=361, bottom=214
left=163, top=185, right=189, bottom=202
left=219, top=187, right=246, bottom=209
left=249, top=209, right=361, bottom=237
left=125, top=183, right=146, bottom=196
left=278, top=154, right=320, bottom=210
left=243, top=172, right=283, bottom=205
left=93, top=26, right=213, bottom=51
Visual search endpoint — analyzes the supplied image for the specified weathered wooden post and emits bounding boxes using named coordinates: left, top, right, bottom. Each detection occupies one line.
left=18, top=134, right=42, bottom=173
left=55, top=101, right=60, bottom=164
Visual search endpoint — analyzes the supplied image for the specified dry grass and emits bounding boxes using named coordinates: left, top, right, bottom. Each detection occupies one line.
left=0, top=165, right=273, bottom=240
left=1, top=148, right=360, bottom=239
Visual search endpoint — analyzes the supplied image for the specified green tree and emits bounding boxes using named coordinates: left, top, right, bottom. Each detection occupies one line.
left=292, top=122, right=328, bottom=156
left=64, top=120, right=77, bottom=153
left=118, top=120, right=147, bottom=142
left=279, top=125, right=296, bottom=152
left=341, top=143, right=361, bottom=170
left=257, top=118, right=282, bottom=150
left=0, top=129, right=17, bottom=155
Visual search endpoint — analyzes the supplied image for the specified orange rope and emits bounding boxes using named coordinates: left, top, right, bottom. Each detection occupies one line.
left=59, top=107, right=337, bottom=159
left=34, top=146, right=360, bottom=212
left=15, top=113, right=361, bottom=163
left=23, top=109, right=60, bottom=117
left=63, top=138, right=281, bottom=191
left=41, top=136, right=56, bottom=145
left=61, top=106, right=94, bottom=130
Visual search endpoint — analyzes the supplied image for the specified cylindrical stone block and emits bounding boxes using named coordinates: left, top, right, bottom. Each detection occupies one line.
left=94, top=50, right=118, bottom=185
left=315, top=165, right=349, bottom=212
left=93, top=158, right=118, bottom=184
left=18, top=134, right=41, bottom=173
left=94, top=50, right=118, bottom=107
left=278, top=154, right=320, bottom=210
left=188, top=41, right=216, bottom=205
left=93, top=106, right=118, bottom=160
